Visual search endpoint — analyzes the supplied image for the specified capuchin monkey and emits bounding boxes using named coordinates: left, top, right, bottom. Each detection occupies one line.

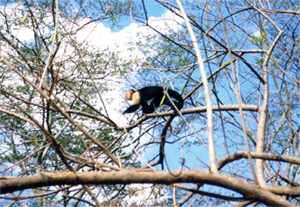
left=123, top=86, right=184, bottom=114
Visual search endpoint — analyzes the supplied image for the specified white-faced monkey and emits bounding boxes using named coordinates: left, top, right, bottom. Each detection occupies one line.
left=123, top=86, right=184, bottom=114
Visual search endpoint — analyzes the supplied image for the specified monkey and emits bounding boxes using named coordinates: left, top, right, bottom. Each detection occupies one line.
left=123, top=86, right=184, bottom=114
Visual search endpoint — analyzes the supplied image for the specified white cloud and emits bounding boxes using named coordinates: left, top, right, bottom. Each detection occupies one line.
left=73, top=9, right=183, bottom=64
left=148, top=9, right=184, bottom=33
left=11, top=27, right=34, bottom=43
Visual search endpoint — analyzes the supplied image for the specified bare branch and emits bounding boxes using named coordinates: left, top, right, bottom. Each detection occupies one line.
left=248, top=2, right=284, bottom=187
left=176, top=0, right=217, bottom=173
left=38, top=0, right=61, bottom=90
left=218, top=151, right=300, bottom=170
left=0, top=170, right=296, bottom=206
left=123, top=104, right=258, bottom=131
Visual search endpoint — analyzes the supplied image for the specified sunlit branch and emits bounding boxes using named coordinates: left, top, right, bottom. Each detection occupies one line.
left=123, top=104, right=258, bottom=131
left=176, top=0, right=217, bottom=173
left=0, top=170, right=296, bottom=206
left=218, top=151, right=300, bottom=170
left=249, top=2, right=284, bottom=188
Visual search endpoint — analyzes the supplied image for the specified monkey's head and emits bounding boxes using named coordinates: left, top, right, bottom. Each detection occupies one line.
left=125, top=89, right=140, bottom=105
left=125, top=89, right=134, bottom=101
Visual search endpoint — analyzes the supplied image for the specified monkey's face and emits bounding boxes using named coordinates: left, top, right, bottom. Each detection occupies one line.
left=125, top=90, right=140, bottom=105
left=125, top=90, right=133, bottom=101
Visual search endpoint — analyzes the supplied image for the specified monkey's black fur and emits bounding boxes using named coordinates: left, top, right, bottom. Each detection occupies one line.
left=123, top=86, right=183, bottom=114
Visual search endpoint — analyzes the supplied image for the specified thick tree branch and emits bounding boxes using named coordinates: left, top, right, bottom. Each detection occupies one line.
left=175, top=184, right=247, bottom=202
left=0, top=170, right=295, bottom=206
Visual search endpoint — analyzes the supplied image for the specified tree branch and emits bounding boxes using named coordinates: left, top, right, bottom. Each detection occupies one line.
left=0, top=170, right=296, bottom=206
left=123, top=104, right=258, bottom=130
left=175, top=0, right=217, bottom=172
left=248, top=2, right=284, bottom=187
left=218, top=151, right=300, bottom=170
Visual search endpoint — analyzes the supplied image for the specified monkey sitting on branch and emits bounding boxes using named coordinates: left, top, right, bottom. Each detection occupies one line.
left=123, top=86, right=183, bottom=115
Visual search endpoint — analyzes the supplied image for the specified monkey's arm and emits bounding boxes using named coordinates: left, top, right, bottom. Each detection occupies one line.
left=123, top=104, right=140, bottom=114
